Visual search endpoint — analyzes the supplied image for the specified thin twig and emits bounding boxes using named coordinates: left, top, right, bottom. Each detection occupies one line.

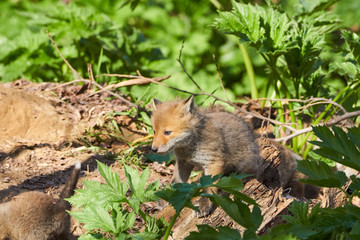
left=46, top=30, right=82, bottom=80
left=104, top=75, right=171, bottom=90
left=88, top=63, right=94, bottom=85
left=48, top=80, right=85, bottom=90
left=213, top=54, right=230, bottom=102
left=96, top=73, right=142, bottom=79
left=256, top=97, right=347, bottom=114
left=177, top=40, right=202, bottom=90
left=275, top=110, right=360, bottom=142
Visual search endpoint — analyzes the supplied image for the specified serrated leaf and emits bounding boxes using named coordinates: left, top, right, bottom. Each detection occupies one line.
left=124, top=164, right=149, bottom=201
left=67, top=180, right=127, bottom=209
left=70, top=205, right=116, bottom=233
left=97, top=160, right=128, bottom=197
left=124, top=211, right=136, bottom=232
left=342, top=30, right=360, bottom=65
left=144, top=214, right=168, bottom=235
left=311, top=126, right=360, bottom=173
left=214, top=174, right=244, bottom=191
left=297, top=159, right=348, bottom=188
left=185, top=225, right=242, bottom=240
left=350, top=175, right=360, bottom=194
left=214, top=2, right=292, bottom=55
left=261, top=7, right=291, bottom=53
left=330, top=62, right=358, bottom=79
left=214, top=3, right=264, bottom=44
left=287, top=201, right=320, bottom=224
left=155, top=183, right=200, bottom=214
left=212, top=174, right=258, bottom=205
left=212, top=194, right=262, bottom=230
left=348, top=126, right=360, bottom=149
left=200, top=174, right=222, bottom=187
left=313, top=205, right=360, bottom=232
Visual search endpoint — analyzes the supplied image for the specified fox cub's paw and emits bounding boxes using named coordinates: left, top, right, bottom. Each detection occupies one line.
left=195, top=196, right=215, bottom=217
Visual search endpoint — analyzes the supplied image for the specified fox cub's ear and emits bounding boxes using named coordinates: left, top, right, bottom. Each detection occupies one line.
left=153, top=98, right=162, bottom=111
left=183, top=95, right=195, bottom=113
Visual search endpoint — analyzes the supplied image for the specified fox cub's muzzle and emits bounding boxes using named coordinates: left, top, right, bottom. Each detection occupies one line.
left=151, top=146, right=159, bottom=153
left=151, top=144, right=169, bottom=154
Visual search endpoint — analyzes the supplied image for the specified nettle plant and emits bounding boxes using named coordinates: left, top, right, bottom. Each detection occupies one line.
left=67, top=161, right=167, bottom=240
left=213, top=0, right=360, bottom=156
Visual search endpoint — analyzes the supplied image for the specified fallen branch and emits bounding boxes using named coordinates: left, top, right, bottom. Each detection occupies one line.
left=275, top=110, right=360, bottom=143
left=103, top=75, right=171, bottom=90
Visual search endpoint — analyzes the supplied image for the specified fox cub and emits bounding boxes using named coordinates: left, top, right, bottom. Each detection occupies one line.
left=0, top=161, right=81, bottom=240
left=151, top=96, right=262, bottom=216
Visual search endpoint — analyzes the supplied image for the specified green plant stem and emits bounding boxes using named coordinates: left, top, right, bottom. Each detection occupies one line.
left=163, top=213, right=178, bottom=240
left=288, top=98, right=298, bottom=152
left=300, top=84, right=353, bottom=157
left=274, top=81, right=285, bottom=138
left=239, top=44, right=258, bottom=99
left=324, top=82, right=360, bottom=122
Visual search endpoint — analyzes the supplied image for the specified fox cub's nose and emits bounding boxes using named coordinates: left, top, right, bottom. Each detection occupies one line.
left=151, top=146, right=158, bottom=153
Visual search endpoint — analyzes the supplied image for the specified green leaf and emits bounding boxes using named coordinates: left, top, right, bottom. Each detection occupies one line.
left=311, top=126, right=360, bottom=173
left=97, top=160, right=128, bottom=197
left=342, top=30, right=360, bottom=65
left=213, top=174, right=258, bottom=206
left=69, top=205, right=116, bottom=233
left=67, top=180, right=127, bottom=209
left=214, top=2, right=292, bottom=55
left=330, top=62, right=359, bottom=79
left=214, top=3, right=264, bottom=44
left=128, top=198, right=141, bottom=215
left=212, top=194, right=262, bottom=230
left=185, top=225, right=242, bottom=240
left=297, top=159, right=348, bottom=188
left=155, top=183, right=201, bottom=214
left=348, top=126, right=360, bottom=149
left=199, top=174, right=222, bottom=187
left=285, top=201, right=320, bottom=225
left=350, top=175, right=360, bottom=195
left=124, top=165, right=147, bottom=200
left=143, top=214, right=168, bottom=235
left=300, top=0, right=340, bottom=14
left=261, top=7, right=291, bottom=53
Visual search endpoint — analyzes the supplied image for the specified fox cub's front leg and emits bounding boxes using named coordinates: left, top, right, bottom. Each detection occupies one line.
left=171, top=158, right=194, bottom=183
left=197, top=162, right=224, bottom=217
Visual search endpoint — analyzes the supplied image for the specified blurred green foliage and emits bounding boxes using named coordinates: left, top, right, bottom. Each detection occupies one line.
left=1, top=0, right=359, bottom=103
left=0, top=0, right=246, bottom=101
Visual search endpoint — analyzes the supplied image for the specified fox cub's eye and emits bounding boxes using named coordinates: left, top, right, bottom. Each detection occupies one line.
left=164, top=131, right=171, bottom=136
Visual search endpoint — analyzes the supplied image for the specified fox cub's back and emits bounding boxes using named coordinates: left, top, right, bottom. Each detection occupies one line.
left=203, top=111, right=260, bottom=174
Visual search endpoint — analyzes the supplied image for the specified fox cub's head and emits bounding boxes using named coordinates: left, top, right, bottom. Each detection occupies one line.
left=151, top=96, right=195, bottom=154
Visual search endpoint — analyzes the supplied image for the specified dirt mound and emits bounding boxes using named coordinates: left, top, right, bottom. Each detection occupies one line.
left=0, top=85, right=75, bottom=148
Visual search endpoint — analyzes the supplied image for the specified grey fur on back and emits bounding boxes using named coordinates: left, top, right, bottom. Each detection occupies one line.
left=187, top=110, right=260, bottom=175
